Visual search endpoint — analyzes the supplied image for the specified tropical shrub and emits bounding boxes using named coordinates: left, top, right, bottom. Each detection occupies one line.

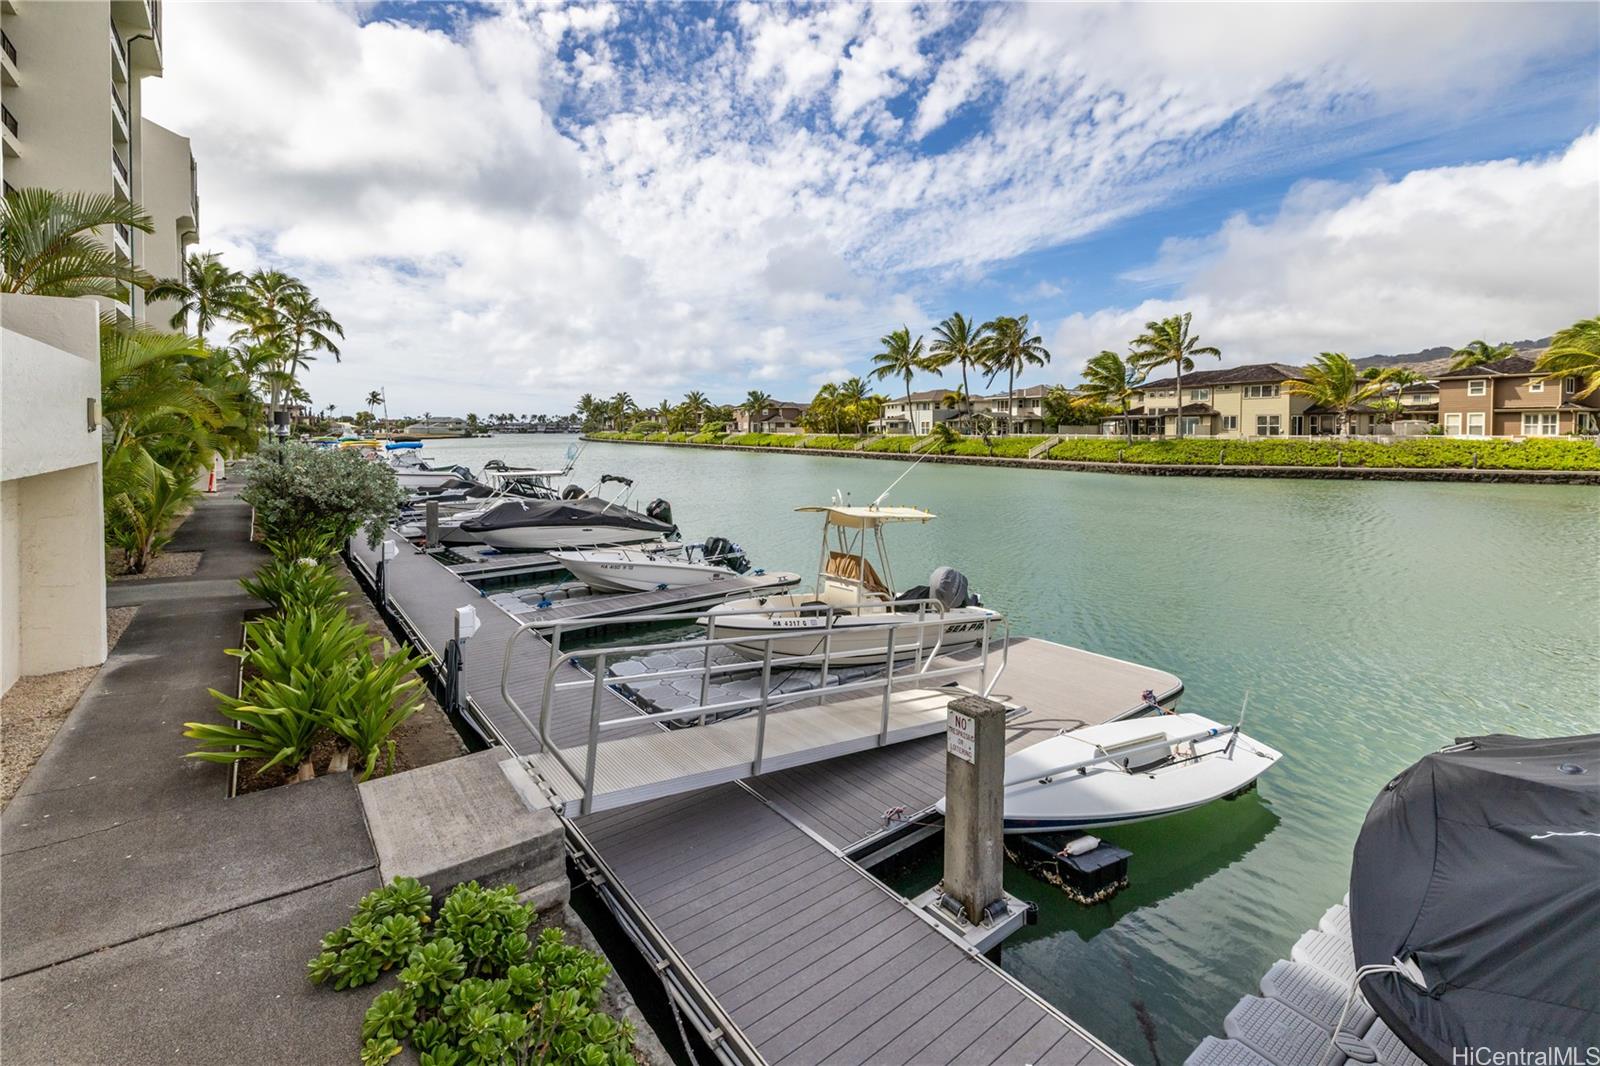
left=801, top=434, right=867, bottom=449
left=244, top=442, right=407, bottom=548
left=310, top=879, right=638, bottom=1066
left=688, top=430, right=726, bottom=443
left=106, top=461, right=199, bottom=573
left=239, top=557, right=350, bottom=615
left=700, top=420, right=728, bottom=435
left=322, top=647, right=428, bottom=779
left=1045, top=439, right=1126, bottom=463
left=630, top=421, right=662, bottom=433
left=723, top=432, right=803, bottom=447
left=864, top=435, right=921, bottom=452
left=947, top=435, right=1049, bottom=458
left=264, top=528, right=347, bottom=563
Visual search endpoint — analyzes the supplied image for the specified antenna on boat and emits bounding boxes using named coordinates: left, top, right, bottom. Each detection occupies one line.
left=1226, top=691, right=1250, bottom=757
left=872, top=445, right=935, bottom=508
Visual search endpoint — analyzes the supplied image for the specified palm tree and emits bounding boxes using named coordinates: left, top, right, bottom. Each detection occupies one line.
left=364, top=389, right=385, bottom=427
left=1129, top=312, right=1220, bottom=439
left=835, top=377, right=872, bottom=433
left=280, top=287, right=343, bottom=400
left=1375, top=368, right=1425, bottom=423
left=1074, top=350, right=1146, bottom=442
left=609, top=392, right=635, bottom=430
left=927, top=313, right=991, bottom=426
left=147, top=251, right=246, bottom=333
left=1, top=187, right=158, bottom=300
left=741, top=390, right=775, bottom=433
left=871, top=326, right=929, bottom=434
left=1449, top=339, right=1515, bottom=371
left=979, top=315, right=1051, bottom=435
left=1535, top=316, right=1600, bottom=400
left=1285, top=352, right=1389, bottom=437
left=681, top=390, right=709, bottom=429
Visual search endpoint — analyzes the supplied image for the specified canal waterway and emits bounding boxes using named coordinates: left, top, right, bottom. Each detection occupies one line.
left=426, top=434, right=1600, bottom=1066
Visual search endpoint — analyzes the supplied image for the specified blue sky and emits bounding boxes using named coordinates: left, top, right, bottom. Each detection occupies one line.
left=146, top=2, right=1600, bottom=415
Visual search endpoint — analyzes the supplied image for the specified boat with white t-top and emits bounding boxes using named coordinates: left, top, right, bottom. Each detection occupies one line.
left=701, top=500, right=1001, bottom=666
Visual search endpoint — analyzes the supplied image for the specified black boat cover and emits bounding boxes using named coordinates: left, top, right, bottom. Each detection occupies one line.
left=458, top=496, right=675, bottom=535
left=1349, top=733, right=1599, bottom=1065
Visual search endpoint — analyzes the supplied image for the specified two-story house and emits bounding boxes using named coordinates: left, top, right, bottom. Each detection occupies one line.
left=875, top=389, right=958, bottom=435
left=972, top=384, right=1056, bottom=434
left=1115, top=364, right=1317, bottom=438
left=732, top=401, right=809, bottom=434
left=1436, top=354, right=1599, bottom=436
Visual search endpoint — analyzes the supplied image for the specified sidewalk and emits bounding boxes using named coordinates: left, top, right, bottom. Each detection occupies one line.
left=1, top=492, right=377, bottom=1063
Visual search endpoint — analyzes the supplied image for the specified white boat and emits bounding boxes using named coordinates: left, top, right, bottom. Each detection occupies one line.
left=551, top=539, right=799, bottom=593
left=947, top=712, right=1282, bottom=834
left=456, top=475, right=676, bottom=552
left=701, top=502, right=1001, bottom=665
left=386, top=448, right=476, bottom=491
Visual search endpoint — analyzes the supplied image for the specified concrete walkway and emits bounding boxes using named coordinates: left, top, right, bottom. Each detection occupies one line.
left=1, top=492, right=379, bottom=1063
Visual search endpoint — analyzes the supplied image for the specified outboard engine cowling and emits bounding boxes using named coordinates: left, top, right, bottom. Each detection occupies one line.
left=645, top=498, right=673, bottom=527
left=929, top=566, right=978, bottom=611
left=702, top=536, right=750, bottom=574
left=560, top=483, right=587, bottom=499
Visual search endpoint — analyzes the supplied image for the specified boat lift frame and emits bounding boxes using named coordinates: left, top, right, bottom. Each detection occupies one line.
left=501, top=599, right=1011, bottom=816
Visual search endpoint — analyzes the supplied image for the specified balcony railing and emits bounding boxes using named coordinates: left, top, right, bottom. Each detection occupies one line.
left=2, top=30, right=17, bottom=66
left=112, top=151, right=129, bottom=185
left=114, top=222, right=132, bottom=251
left=2, top=105, right=17, bottom=138
left=110, top=24, right=129, bottom=81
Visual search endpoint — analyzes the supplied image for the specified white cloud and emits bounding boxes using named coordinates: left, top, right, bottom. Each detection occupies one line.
left=1050, top=133, right=1600, bottom=376
left=142, top=2, right=1598, bottom=414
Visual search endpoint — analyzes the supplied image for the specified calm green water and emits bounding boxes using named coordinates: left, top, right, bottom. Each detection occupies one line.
left=428, top=435, right=1600, bottom=1066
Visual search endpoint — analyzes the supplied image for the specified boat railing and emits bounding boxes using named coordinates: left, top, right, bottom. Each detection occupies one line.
left=500, top=601, right=1010, bottom=814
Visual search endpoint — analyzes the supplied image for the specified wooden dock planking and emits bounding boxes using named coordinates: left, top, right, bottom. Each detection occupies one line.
left=578, top=785, right=1122, bottom=1066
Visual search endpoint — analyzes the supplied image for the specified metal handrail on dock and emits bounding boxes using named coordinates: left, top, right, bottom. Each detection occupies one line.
left=501, top=600, right=1011, bottom=815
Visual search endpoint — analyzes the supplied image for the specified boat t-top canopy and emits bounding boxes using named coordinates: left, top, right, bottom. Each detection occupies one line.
left=796, top=505, right=935, bottom=529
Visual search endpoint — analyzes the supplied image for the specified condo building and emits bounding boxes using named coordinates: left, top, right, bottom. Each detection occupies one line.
left=1, top=0, right=200, bottom=694
left=0, top=0, right=199, bottom=324
left=1435, top=354, right=1599, bottom=436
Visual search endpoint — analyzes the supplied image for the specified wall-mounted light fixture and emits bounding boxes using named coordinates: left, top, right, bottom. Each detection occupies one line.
left=87, top=397, right=100, bottom=432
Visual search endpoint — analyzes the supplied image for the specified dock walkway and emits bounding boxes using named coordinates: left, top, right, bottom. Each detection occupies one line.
left=353, top=529, right=1185, bottom=1065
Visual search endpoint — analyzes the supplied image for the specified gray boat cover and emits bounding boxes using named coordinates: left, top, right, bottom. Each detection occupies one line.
left=1349, top=733, right=1599, bottom=1065
left=459, top=496, right=675, bottom=536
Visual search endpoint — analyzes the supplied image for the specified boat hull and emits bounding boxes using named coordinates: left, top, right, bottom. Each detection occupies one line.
left=961, top=713, right=1282, bottom=834
left=471, top=524, right=667, bottom=552
left=704, top=596, right=1001, bottom=665
left=552, top=550, right=767, bottom=593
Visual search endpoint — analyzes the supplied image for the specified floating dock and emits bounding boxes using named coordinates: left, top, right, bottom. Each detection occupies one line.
left=1186, top=896, right=1425, bottom=1066
left=350, top=532, right=1184, bottom=1065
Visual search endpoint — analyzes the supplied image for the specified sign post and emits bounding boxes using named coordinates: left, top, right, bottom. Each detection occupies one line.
left=942, top=694, right=1006, bottom=925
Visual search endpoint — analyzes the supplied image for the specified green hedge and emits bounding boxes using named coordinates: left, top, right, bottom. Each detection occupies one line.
left=723, top=432, right=804, bottom=447
left=944, top=435, right=1050, bottom=458
left=864, top=436, right=921, bottom=452
left=588, top=431, right=1599, bottom=470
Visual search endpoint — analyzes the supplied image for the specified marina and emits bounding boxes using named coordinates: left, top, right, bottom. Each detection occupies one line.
left=347, top=508, right=1190, bottom=1064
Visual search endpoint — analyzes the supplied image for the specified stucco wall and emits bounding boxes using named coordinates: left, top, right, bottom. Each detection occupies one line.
left=138, top=118, right=198, bottom=329
left=0, top=294, right=107, bottom=694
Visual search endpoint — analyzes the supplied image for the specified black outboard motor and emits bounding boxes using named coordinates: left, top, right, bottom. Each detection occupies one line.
left=929, top=566, right=980, bottom=610
left=560, top=483, right=587, bottom=499
left=645, top=499, right=673, bottom=527
left=702, top=536, right=750, bottom=574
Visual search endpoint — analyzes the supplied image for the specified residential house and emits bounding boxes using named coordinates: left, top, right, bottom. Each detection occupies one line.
left=732, top=401, right=809, bottom=434
left=972, top=384, right=1057, bottom=434
left=1436, top=354, right=1599, bottom=437
left=1111, top=362, right=1422, bottom=438
left=874, top=389, right=957, bottom=435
